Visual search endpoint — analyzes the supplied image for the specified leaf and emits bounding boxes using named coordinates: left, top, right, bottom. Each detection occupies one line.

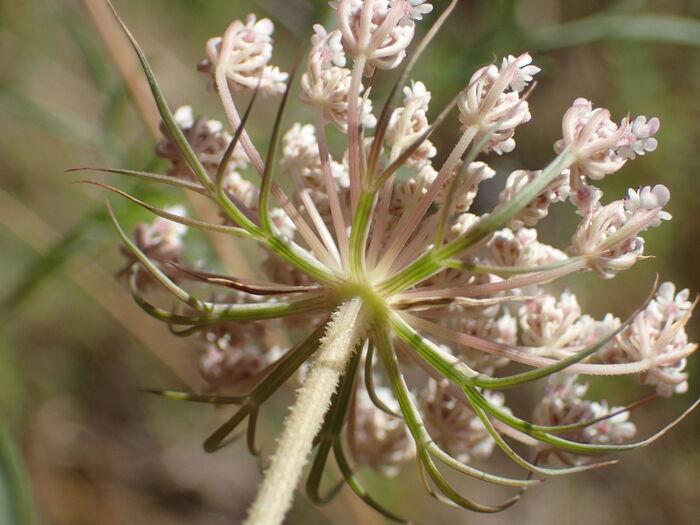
left=104, top=0, right=215, bottom=192
left=1, top=208, right=104, bottom=312
left=257, top=50, right=300, bottom=235
left=0, top=87, right=104, bottom=151
left=68, top=167, right=208, bottom=195
left=0, top=416, right=37, bottom=525
left=526, top=14, right=700, bottom=51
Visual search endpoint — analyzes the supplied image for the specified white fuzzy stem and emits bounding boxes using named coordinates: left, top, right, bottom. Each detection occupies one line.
left=243, top=297, right=367, bottom=525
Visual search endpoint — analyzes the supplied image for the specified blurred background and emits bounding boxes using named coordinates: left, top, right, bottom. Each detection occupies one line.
left=1, top=0, right=699, bottom=523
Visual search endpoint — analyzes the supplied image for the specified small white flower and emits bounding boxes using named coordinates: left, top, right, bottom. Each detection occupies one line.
left=498, top=169, right=570, bottom=229
left=269, top=207, right=296, bottom=239
left=332, top=0, right=418, bottom=75
left=173, top=105, right=194, bottom=128
left=199, top=14, right=288, bottom=96
left=405, top=0, right=434, bottom=22
left=624, top=184, right=671, bottom=226
left=458, top=54, right=538, bottom=154
left=618, top=116, right=660, bottom=160
left=501, top=53, right=541, bottom=92
left=311, top=24, right=346, bottom=67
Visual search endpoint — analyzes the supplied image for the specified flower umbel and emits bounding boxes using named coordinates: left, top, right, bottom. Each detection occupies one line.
left=85, top=2, right=697, bottom=524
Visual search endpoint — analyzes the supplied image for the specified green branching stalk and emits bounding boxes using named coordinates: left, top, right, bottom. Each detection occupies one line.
left=379, top=147, right=575, bottom=296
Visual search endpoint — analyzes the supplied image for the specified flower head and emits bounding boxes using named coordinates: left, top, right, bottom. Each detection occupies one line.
left=92, top=2, right=696, bottom=522
left=458, top=53, right=538, bottom=154
left=198, top=14, right=288, bottom=96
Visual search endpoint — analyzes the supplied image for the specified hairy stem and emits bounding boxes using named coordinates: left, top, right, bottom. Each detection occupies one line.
left=243, top=297, right=368, bottom=525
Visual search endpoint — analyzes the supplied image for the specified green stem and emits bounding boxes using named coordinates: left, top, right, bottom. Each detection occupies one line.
left=243, top=298, right=368, bottom=525
left=379, top=149, right=574, bottom=295
left=349, top=190, right=377, bottom=278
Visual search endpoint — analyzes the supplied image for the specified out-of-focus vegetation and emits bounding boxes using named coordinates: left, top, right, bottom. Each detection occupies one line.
left=1, top=0, right=699, bottom=523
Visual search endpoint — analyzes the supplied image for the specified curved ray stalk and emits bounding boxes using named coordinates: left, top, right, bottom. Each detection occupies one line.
left=82, top=181, right=254, bottom=238
left=128, top=268, right=327, bottom=325
left=379, top=147, right=575, bottom=296
left=312, top=111, right=350, bottom=265
left=68, top=167, right=208, bottom=195
left=258, top=53, right=296, bottom=234
left=398, top=258, right=586, bottom=300
left=332, top=442, right=407, bottom=523
left=204, top=322, right=329, bottom=452
left=298, top=189, right=342, bottom=268
left=366, top=173, right=395, bottom=269
left=214, top=21, right=266, bottom=175
left=394, top=339, right=656, bottom=448
left=168, top=263, right=323, bottom=296
left=374, top=327, right=538, bottom=489
left=405, top=312, right=692, bottom=377
left=466, top=385, right=700, bottom=454
left=373, top=119, right=475, bottom=279
left=363, top=343, right=401, bottom=417
left=465, top=388, right=619, bottom=476
left=306, top=350, right=360, bottom=506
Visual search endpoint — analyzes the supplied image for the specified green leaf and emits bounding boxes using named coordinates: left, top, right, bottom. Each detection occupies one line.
left=1, top=208, right=104, bottom=312
left=105, top=0, right=215, bottom=193
left=526, top=14, right=700, bottom=51
left=0, top=416, right=37, bottom=525
left=0, top=87, right=105, bottom=151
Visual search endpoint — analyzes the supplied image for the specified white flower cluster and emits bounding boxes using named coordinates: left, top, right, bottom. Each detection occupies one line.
left=458, top=53, right=539, bottom=154
left=555, top=98, right=660, bottom=185
left=599, top=282, right=695, bottom=396
left=385, top=81, right=436, bottom=168
left=301, top=27, right=376, bottom=131
left=534, top=373, right=637, bottom=464
left=568, top=184, right=671, bottom=278
left=198, top=14, right=288, bottom=97
left=332, top=0, right=428, bottom=75
left=498, top=169, right=570, bottom=230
